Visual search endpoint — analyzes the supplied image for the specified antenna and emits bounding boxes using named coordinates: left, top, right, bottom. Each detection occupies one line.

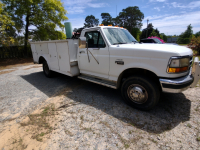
left=116, top=5, right=117, bottom=17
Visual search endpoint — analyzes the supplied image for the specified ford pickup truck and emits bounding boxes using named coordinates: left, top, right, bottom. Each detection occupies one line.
left=30, top=26, right=200, bottom=110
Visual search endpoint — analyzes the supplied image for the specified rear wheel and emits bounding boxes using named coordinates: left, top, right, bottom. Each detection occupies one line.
left=121, top=76, right=160, bottom=110
left=43, top=60, right=53, bottom=78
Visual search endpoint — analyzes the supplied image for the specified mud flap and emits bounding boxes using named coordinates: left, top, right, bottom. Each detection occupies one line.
left=190, top=57, right=200, bottom=88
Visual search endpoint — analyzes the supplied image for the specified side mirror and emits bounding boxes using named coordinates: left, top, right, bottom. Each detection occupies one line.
left=79, top=37, right=86, bottom=48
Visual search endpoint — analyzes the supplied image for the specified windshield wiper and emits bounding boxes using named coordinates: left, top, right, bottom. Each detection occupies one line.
left=113, top=42, right=127, bottom=45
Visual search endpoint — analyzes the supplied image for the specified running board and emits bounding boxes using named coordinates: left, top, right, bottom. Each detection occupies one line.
left=78, top=75, right=117, bottom=89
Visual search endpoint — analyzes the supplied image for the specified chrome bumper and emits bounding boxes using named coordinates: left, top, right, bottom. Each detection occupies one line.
left=159, top=57, right=200, bottom=93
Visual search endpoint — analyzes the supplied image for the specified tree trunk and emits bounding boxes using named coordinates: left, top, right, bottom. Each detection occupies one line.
left=24, top=15, right=29, bottom=57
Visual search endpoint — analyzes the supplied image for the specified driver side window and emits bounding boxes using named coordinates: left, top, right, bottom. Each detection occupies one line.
left=85, top=31, right=106, bottom=48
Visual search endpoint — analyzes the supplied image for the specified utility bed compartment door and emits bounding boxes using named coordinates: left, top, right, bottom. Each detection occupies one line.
left=48, top=43, right=59, bottom=70
left=35, top=43, right=49, bottom=54
left=56, top=42, right=70, bottom=73
left=30, top=44, right=38, bottom=62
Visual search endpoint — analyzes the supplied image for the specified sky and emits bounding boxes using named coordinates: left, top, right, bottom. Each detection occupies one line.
left=62, top=0, right=200, bottom=35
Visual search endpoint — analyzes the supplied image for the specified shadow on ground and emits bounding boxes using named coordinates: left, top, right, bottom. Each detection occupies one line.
left=21, top=72, right=191, bottom=134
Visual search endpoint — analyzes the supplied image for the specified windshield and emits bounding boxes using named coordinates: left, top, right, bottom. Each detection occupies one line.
left=103, top=28, right=137, bottom=45
left=153, top=38, right=163, bottom=44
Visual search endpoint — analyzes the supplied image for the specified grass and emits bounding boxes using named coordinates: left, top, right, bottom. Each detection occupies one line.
left=193, top=56, right=200, bottom=61
left=196, top=137, right=200, bottom=141
left=187, top=123, right=192, bottom=128
left=20, top=104, right=56, bottom=142
left=65, top=129, right=74, bottom=136
left=178, top=44, right=188, bottom=46
left=148, top=138, right=158, bottom=144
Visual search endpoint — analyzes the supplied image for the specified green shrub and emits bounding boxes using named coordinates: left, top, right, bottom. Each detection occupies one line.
left=188, top=37, right=200, bottom=55
left=177, top=38, right=191, bottom=44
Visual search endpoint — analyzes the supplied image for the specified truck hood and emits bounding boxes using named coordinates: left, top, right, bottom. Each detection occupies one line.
left=115, top=43, right=193, bottom=56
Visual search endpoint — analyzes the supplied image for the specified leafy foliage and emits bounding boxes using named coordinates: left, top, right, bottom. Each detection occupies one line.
left=141, top=23, right=154, bottom=39
left=131, top=28, right=141, bottom=41
left=177, top=24, right=193, bottom=44
left=31, top=23, right=66, bottom=41
left=160, top=33, right=167, bottom=42
left=2, top=0, right=68, bottom=49
left=101, top=13, right=113, bottom=25
left=0, top=1, right=15, bottom=45
left=188, top=36, right=200, bottom=55
left=84, top=15, right=99, bottom=28
left=149, top=30, right=158, bottom=37
left=101, top=6, right=144, bottom=41
left=117, top=6, right=144, bottom=31
left=194, top=31, right=200, bottom=37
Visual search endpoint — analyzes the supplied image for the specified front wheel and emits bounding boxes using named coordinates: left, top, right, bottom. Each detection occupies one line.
left=43, top=60, right=53, bottom=78
left=121, top=76, right=160, bottom=110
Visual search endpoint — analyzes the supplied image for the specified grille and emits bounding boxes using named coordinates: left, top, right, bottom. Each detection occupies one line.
left=189, top=56, right=193, bottom=70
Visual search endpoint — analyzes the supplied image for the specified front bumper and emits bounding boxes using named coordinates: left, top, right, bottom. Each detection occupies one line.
left=159, top=57, right=200, bottom=93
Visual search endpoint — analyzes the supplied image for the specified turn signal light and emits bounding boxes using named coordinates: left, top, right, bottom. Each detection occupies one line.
left=115, top=25, right=119, bottom=27
left=168, top=67, right=188, bottom=73
left=108, top=25, right=112, bottom=26
left=99, top=24, right=104, bottom=26
left=120, top=27, right=123, bottom=28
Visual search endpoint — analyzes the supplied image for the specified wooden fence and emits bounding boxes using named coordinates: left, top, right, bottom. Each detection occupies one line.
left=0, top=46, right=32, bottom=59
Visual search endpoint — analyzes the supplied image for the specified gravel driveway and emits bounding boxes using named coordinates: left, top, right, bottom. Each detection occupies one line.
left=0, top=64, right=200, bottom=150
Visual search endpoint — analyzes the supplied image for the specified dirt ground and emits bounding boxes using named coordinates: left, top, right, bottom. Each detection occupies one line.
left=0, top=60, right=200, bottom=150
left=0, top=58, right=33, bottom=71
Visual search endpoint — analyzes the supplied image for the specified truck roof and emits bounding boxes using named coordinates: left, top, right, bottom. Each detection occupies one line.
left=82, top=26, right=127, bottom=31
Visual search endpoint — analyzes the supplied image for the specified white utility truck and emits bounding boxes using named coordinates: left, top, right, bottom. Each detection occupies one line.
left=30, top=26, right=200, bottom=110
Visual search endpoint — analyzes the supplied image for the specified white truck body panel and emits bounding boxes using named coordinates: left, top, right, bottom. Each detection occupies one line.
left=30, top=39, right=79, bottom=77
left=30, top=26, right=200, bottom=95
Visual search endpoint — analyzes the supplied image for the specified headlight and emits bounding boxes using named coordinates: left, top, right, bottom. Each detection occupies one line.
left=167, top=57, right=190, bottom=73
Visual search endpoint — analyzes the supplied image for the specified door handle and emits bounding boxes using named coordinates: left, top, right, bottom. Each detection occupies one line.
left=79, top=51, right=85, bottom=53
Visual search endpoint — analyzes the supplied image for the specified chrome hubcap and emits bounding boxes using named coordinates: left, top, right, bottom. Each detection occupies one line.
left=127, top=84, right=148, bottom=104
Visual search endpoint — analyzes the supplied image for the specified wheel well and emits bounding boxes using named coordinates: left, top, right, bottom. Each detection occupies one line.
left=117, top=68, right=161, bottom=90
left=39, top=56, right=45, bottom=64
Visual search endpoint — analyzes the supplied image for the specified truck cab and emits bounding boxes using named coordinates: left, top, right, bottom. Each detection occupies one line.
left=30, top=26, right=200, bottom=110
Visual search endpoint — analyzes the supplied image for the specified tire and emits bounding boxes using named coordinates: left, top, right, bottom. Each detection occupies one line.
left=43, top=60, right=53, bottom=78
left=121, top=76, right=160, bottom=111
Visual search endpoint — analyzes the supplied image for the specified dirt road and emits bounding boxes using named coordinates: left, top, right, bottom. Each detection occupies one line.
left=0, top=64, right=199, bottom=150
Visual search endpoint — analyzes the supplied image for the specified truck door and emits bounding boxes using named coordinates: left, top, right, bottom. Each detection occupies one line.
left=78, top=31, right=109, bottom=79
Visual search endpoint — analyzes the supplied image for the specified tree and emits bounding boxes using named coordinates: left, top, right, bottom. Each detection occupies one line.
left=131, top=28, right=141, bottom=41
left=2, top=0, right=68, bottom=52
left=112, top=16, right=121, bottom=26
left=84, top=15, right=99, bottom=28
left=31, top=23, right=66, bottom=41
left=195, top=31, right=200, bottom=37
left=118, top=6, right=144, bottom=32
left=149, top=30, right=158, bottom=37
left=177, top=24, right=193, bottom=44
left=161, top=33, right=167, bottom=42
left=140, top=23, right=154, bottom=39
left=154, top=28, right=160, bottom=37
left=0, top=1, right=15, bottom=45
left=101, top=13, right=113, bottom=25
